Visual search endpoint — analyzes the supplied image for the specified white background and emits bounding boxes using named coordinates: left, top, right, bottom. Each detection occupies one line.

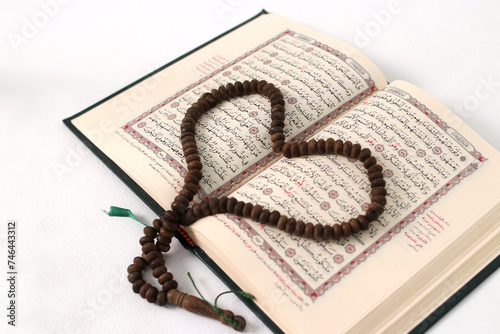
left=1, top=1, right=499, bottom=333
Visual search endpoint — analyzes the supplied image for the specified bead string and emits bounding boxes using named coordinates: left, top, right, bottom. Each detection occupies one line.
left=126, top=79, right=387, bottom=331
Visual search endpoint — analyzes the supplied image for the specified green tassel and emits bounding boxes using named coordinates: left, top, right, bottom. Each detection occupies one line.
left=103, top=206, right=146, bottom=226
left=187, top=272, right=254, bottom=329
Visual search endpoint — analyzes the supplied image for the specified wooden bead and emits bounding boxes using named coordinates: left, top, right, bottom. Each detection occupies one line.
left=140, top=236, right=154, bottom=246
left=277, top=217, right=287, bottom=231
left=134, top=256, right=148, bottom=270
left=184, top=175, right=199, bottom=186
left=183, top=147, right=198, bottom=158
left=332, top=223, right=343, bottom=240
left=233, top=201, right=245, bottom=216
left=342, top=141, right=353, bottom=156
left=371, top=178, right=386, bottom=188
left=271, top=98, right=285, bottom=106
left=143, top=226, right=157, bottom=238
left=276, top=215, right=288, bottom=230
left=211, top=88, right=223, bottom=102
left=325, top=138, right=335, bottom=153
left=262, top=83, right=275, bottom=96
left=157, top=235, right=172, bottom=246
left=368, top=164, right=383, bottom=174
left=368, top=202, right=385, bottom=215
left=272, top=140, right=285, bottom=153
left=156, top=290, right=167, bottom=306
left=146, top=250, right=162, bottom=264
left=257, top=80, right=267, bottom=94
left=242, top=80, right=252, bottom=94
left=142, top=242, right=157, bottom=255
left=132, top=279, right=146, bottom=294
left=351, top=143, right=361, bottom=159
left=358, top=148, right=371, bottom=162
left=371, top=187, right=387, bottom=197
left=160, top=226, right=175, bottom=239
left=162, top=280, right=178, bottom=292
left=153, top=219, right=162, bottom=232
left=197, top=98, right=210, bottom=111
left=268, top=91, right=283, bottom=101
left=285, top=218, right=296, bottom=234
left=304, top=223, right=314, bottom=238
left=200, top=200, right=212, bottom=216
left=127, top=264, right=142, bottom=274
left=372, top=195, right=387, bottom=206
left=183, top=208, right=196, bottom=225
left=150, top=257, right=166, bottom=270
left=205, top=95, right=217, bottom=108
left=313, top=224, right=324, bottom=240
left=209, top=198, right=220, bottom=214
left=270, top=119, right=285, bottom=128
left=157, top=243, right=171, bottom=253
left=269, top=126, right=283, bottom=135
left=250, top=79, right=259, bottom=93
left=271, top=104, right=285, bottom=113
left=128, top=272, right=142, bottom=283
left=272, top=111, right=285, bottom=121
left=153, top=266, right=168, bottom=278
left=307, top=139, right=317, bottom=155
left=158, top=272, right=174, bottom=285
left=164, top=210, right=181, bottom=222
left=174, top=195, right=190, bottom=208
left=271, top=133, right=285, bottom=143
left=164, top=220, right=178, bottom=232
left=242, top=202, right=253, bottom=218
left=357, top=215, right=370, bottom=230
left=334, top=139, right=343, bottom=154
left=218, top=85, right=229, bottom=99
left=226, top=83, right=236, bottom=97
left=290, top=142, right=300, bottom=157
left=363, top=156, right=377, bottom=169
left=146, top=286, right=159, bottom=303
left=348, top=218, right=361, bottom=234
left=187, top=160, right=202, bottom=171
left=268, top=210, right=281, bottom=225
left=298, top=141, right=308, bottom=156
left=218, top=196, right=229, bottom=213
left=250, top=205, right=263, bottom=222
left=234, top=81, right=244, bottom=96
left=258, top=209, right=271, bottom=224
left=341, top=222, right=352, bottom=238
left=295, top=220, right=305, bottom=236
left=139, top=283, right=152, bottom=299
left=226, top=197, right=238, bottom=213
left=369, top=172, right=384, bottom=182
left=179, top=189, right=194, bottom=202
left=282, top=143, right=291, bottom=158
left=323, top=225, right=333, bottom=241
left=317, top=139, right=326, bottom=154
left=185, top=153, right=200, bottom=164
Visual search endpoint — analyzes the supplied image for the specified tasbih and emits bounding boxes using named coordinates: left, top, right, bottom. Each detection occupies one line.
left=126, top=79, right=387, bottom=331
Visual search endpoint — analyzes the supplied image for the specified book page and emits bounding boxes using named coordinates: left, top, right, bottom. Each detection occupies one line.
left=186, top=80, right=500, bottom=333
left=71, top=14, right=386, bottom=208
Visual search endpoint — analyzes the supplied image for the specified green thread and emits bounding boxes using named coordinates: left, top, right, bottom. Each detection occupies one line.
left=103, top=206, right=146, bottom=226
left=187, top=272, right=254, bottom=329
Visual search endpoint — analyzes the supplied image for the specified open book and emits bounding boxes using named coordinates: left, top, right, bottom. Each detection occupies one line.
left=64, top=12, right=500, bottom=334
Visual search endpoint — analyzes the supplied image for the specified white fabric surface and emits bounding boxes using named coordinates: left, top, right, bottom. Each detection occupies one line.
left=1, top=1, right=499, bottom=333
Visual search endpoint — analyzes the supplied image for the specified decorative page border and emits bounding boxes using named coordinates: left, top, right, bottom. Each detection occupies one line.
left=224, top=89, right=487, bottom=301
left=121, top=30, right=377, bottom=199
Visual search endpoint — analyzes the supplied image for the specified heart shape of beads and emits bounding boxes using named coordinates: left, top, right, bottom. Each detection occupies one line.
left=127, top=79, right=387, bottom=330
